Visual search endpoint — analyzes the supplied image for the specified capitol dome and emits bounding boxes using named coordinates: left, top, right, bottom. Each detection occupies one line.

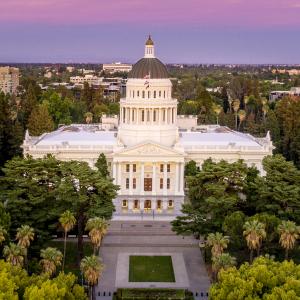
left=128, top=35, right=169, bottom=79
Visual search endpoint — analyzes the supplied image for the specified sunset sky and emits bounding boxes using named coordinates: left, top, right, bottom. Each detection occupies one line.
left=0, top=0, right=300, bottom=63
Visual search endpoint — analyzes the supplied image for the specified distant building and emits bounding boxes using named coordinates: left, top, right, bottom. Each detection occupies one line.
left=269, top=87, right=300, bottom=101
left=103, top=62, right=132, bottom=74
left=66, top=66, right=75, bottom=72
left=0, top=66, right=19, bottom=95
left=70, top=75, right=101, bottom=86
left=272, top=69, right=300, bottom=76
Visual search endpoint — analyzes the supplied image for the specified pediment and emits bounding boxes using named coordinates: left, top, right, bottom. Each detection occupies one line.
left=115, top=141, right=185, bottom=157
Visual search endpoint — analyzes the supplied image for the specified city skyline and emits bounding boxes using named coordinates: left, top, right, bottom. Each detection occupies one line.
left=0, top=0, right=300, bottom=64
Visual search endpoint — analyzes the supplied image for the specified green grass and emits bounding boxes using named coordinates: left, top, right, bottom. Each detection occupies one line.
left=129, top=256, right=175, bottom=282
left=45, top=240, right=93, bottom=277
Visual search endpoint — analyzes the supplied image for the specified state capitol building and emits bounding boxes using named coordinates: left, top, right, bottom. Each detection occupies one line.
left=23, top=37, right=273, bottom=220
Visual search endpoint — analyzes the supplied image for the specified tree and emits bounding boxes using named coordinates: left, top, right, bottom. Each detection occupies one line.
left=3, top=243, right=25, bottom=267
left=80, top=255, right=104, bottom=300
left=172, top=159, right=250, bottom=236
left=58, top=160, right=117, bottom=262
left=232, top=99, right=240, bottom=130
left=85, top=217, right=108, bottom=254
left=40, top=247, right=63, bottom=276
left=0, top=202, right=10, bottom=231
left=238, top=109, right=246, bottom=131
left=212, top=253, right=236, bottom=281
left=243, top=220, right=266, bottom=263
left=16, top=225, right=34, bottom=268
left=0, top=226, right=7, bottom=245
left=85, top=112, right=93, bottom=124
left=184, top=160, right=199, bottom=177
left=27, top=105, right=54, bottom=136
left=278, top=220, right=300, bottom=260
left=222, top=211, right=246, bottom=249
left=252, top=155, right=300, bottom=224
left=95, top=153, right=109, bottom=178
left=206, top=232, right=229, bottom=258
left=59, top=210, right=76, bottom=271
left=209, top=257, right=300, bottom=299
left=22, top=83, right=38, bottom=125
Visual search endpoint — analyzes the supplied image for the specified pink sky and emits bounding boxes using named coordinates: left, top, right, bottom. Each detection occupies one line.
left=1, top=0, right=300, bottom=28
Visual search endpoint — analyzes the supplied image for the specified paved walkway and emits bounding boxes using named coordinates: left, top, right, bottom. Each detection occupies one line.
left=96, top=221, right=210, bottom=300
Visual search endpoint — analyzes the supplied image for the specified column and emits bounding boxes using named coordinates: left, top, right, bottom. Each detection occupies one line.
left=140, top=163, right=144, bottom=195
left=129, top=164, right=133, bottom=195
left=175, top=163, right=179, bottom=194
left=163, top=162, right=167, bottom=195
left=117, top=163, right=122, bottom=186
left=152, top=163, right=156, bottom=195
left=128, top=200, right=134, bottom=211
left=163, top=199, right=168, bottom=212
left=179, top=162, right=184, bottom=194
left=112, top=162, right=117, bottom=184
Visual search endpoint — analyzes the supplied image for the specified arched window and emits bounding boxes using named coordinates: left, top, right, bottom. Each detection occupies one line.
left=137, top=90, right=140, bottom=97
left=148, top=91, right=150, bottom=98
left=142, top=91, right=145, bottom=98
left=154, top=91, right=156, bottom=98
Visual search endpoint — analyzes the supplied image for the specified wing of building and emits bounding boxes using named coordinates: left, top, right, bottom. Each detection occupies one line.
left=23, top=36, right=273, bottom=220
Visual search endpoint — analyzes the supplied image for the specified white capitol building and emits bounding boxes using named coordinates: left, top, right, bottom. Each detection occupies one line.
left=23, top=37, right=273, bottom=220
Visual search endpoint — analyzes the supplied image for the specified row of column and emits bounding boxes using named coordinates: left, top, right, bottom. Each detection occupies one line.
left=112, top=162, right=184, bottom=195
left=126, top=199, right=172, bottom=211
left=120, top=106, right=177, bottom=126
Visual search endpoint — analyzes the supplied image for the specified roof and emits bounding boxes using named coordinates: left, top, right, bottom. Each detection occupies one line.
left=34, top=125, right=117, bottom=146
left=128, top=57, right=169, bottom=79
left=180, top=128, right=263, bottom=148
left=145, top=35, right=154, bottom=46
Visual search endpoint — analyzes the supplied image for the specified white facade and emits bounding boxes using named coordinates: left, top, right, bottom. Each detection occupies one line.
left=23, top=38, right=273, bottom=220
left=103, top=62, right=132, bottom=74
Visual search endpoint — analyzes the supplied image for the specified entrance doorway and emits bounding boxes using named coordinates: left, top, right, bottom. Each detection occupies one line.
left=144, top=200, right=152, bottom=211
left=144, top=178, right=152, bottom=191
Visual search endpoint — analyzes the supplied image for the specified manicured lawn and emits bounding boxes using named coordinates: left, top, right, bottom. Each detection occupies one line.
left=129, top=255, right=175, bottom=282
left=45, top=240, right=93, bottom=277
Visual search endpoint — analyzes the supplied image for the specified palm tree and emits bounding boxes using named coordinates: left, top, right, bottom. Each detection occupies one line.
left=40, top=247, right=63, bottom=276
left=0, top=226, right=7, bottom=245
left=206, top=232, right=230, bottom=258
left=16, top=225, right=34, bottom=268
left=212, top=253, right=236, bottom=281
left=243, top=220, right=266, bottom=263
left=213, top=104, right=222, bottom=125
left=278, top=220, right=300, bottom=260
left=85, top=217, right=108, bottom=254
left=238, top=109, right=246, bottom=131
left=3, top=243, right=25, bottom=267
left=59, top=210, right=76, bottom=271
left=80, top=255, right=104, bottom=300
left=85, top=112, right=93, bottom=124
left=232, top=99, right=240, bottom=130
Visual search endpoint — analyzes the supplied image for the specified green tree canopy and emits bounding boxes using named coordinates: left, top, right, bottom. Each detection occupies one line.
left=209, top=256, right=300, bottom=299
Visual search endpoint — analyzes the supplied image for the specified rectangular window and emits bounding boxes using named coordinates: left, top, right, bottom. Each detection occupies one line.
left=159, top=91, right=161, bottom=97
left=137, top=91, right=140, bottom=97
left=168, top=200, right=173, bottom=208
left=126, top=164, right=130, bottom=172
left=122, top=200, right=128, bottom=208
left=160, top=178, right=163, bottom=189
left=133, top=178, right=136, bottom=189
left=144, top=178, right=152, bottom=191
left=153, top=110, right=156, bottom=122
left=126, top=178, right=129, bottom=189
left=167, top=178, right=170, bottom=189
left=133, top=164, right=136, bottom=172
left=167, top=164, right=170, bottom=172
left=154, top=91, right=156, bottom=98
left=142, top=91, right=145, bottom=98
left=142, top=110, right=145, bottom=122
left=160, top=164, right=164, bottom=172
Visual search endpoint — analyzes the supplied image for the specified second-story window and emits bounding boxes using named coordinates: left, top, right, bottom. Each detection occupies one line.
left=160, top=178, right=163, bottom=189
left=142, top=91, right=145, bottom=98
left=133, top=164, right=136, bottom=172
left=167, top=178, right=170, bottom=189
left=142, top=110, right=145, bottom=122
left=133, top=178, right=136, bottom=189
left=160, top=164, right=164, bottom=172
left=167, top=164, right=170, bottom=172
left=126, top=178, right=129, bottom=189
left=126, top=164, right=130, bottom=172
left=154, top=91, right=156, bottom=98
